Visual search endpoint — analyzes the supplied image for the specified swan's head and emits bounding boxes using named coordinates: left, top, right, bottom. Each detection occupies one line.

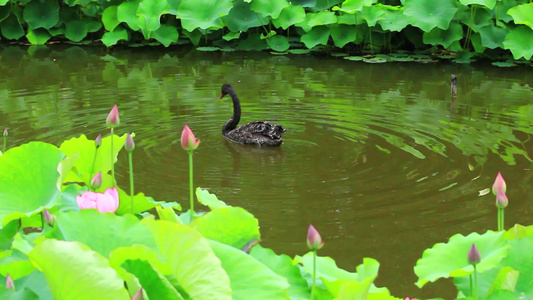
left=220, top=84, right=234, bottom=99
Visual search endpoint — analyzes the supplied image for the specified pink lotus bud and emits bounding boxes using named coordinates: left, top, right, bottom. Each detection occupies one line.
left=76, top=187, right=119, bottom=213
left=306, top=224, right=324, bottom=251
left=492, top=172, right=506, bottom=195
left=132, top=288, right=144, bottom=300
left=43, top=209, right=56, bottom=227
left=106, top=104, right=120, bottom=128
left=125, top=133, right=135, bottom=152
left=468, top=244, right=481, bottom=265
left=91, top=172, right=102, bottom=189
left=95, top=134, right=102, bottom=148
left=495, top=189, right=508, bottom=208
left=5, top=273, right=14, bottom=289
left=181, top=125, right=200, bottom=151
left=3, top=128, right=7, bottom=137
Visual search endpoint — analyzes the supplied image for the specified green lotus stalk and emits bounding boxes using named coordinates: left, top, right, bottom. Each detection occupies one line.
left=307, top=225, right=324, bottom=300
left=3, top=128, right=7, bottom=153
left=468, top=244, right=480, bottom=299
left=464, top=5, right=478, bottom=49
left=106, top=105, right=120, bottom=186
left=89, top=134, right=102, bottom=191
left=181, top=125, right=200, bottom=218
left=496, top=189, right=508, bottom=231
left=125, top=133, right=135, bottom=214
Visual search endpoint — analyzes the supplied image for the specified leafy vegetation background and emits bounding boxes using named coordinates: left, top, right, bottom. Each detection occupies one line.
left=0, top=0, right=532, bottom=60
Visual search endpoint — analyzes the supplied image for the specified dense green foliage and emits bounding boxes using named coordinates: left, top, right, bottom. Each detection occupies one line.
left=0, top=0, right=532, bottom=60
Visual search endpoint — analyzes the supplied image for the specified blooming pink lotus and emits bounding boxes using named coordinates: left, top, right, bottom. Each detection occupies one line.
left=181, top=124, right=200, bottom=151
left=76, top=187, right=119, bottom=213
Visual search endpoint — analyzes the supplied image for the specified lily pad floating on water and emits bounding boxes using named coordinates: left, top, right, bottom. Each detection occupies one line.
left=389, top=56, right=415, bottom=62
left=330, top=52, right=348, bottom=57
left=363, top=57, right=387, bottom=63
left=343, top=56, right=364, bottom=61
left=196, top=46, right=221, bottom=51
left=492, top=61, right=516, bottom=67
left=288, top=49, right=311, bottom=54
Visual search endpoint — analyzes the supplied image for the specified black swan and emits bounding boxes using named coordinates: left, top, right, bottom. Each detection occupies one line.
left=219, top=84, right=286, bottom=147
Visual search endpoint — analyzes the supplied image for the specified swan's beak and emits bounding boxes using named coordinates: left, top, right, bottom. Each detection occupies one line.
left=219, top=93, right=224, bottom=99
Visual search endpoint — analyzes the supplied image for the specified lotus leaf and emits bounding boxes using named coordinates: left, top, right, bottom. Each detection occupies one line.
left=223, top=0, right=268, bottom=32
left=267, top=35, right=290, bottom=52
left=138, top=0, right=169, bottom=32
left=500, top=238, right=533, bottom=295
left=495, top=0, right=519, bottom=22
left=190, top=206, right=260, bottom=249
left=291, top=0, right=317, bottom=6
left=307, top=11, right=337, bottom=27
left=167, top=0, right=182, bottom=14
left=250, top=0, right=289, bottom=19
left=301, top=26, right=330, bottom=48
left=471, top=32, right=485, bottom=52
left=117, top=0, right=142, bottom=31
left=0, top=287, right=38, bottom=299
left=0, top=219, right=18, bottom=250
left=423, top=22, right=463, bottom=49
left=23, top=0, right=59, bottom=30
left=108, top=245, right=171, bottom=276
left=28, top=239, right=130, bottom=299
left=182, top=29, right=202, bottom=45
left=315, top=0, right=343, bottom=10
left=504, top=224, right=533, bottom=240
left=143, top=219, right=232, bottom=300
left=121, top=260, right=184, bottom=300
left=223, top=31, right=240, bottom=41
left=457, top=6, right=493, bottom=32
left=238, top=33, right=268, bottom=50
left=378, top=8, right=410, bottom=32
left=65, top=20, right=89, bottom=42
left=9, top=270, right=52, bottom=300
left=209, top=240, right=290, bottom=300
left=177, top=0, right=232, bottom=32
left=357, top=5, right=385, bottom=27
left=477, top=25, right=507, bottom=49
left=0, top=142, right=64, bottom=228
left=250, top=245, right=310, bottom=299
left=459, top=0, right=496, bottom=9
left=339, top=0, right=376, bottom=13
left=329, top=24, right=357, bottom=47
left=414, top=231, right=507, bottom=288
left=26, top=28, right=51, bottom=45
left=403, top=0, right=458, bottom=32
left=0, top=14, right=24, bottom=40
left=503, top=25, right=533, bottom=60
left=0, top=6, right=9, bottom=23
left=196, top=188, right=228, bottom=210
left=337, top=13, right=359, bottom=25
left=0, top=249, right=35, bottom=279
left=102, top=6, right=121, bottom=32
left=272, top=4, right=306, bottom=30
left=0, top=0, right=8, bottom=5
left=295, top=252, right=358, bottom=282
left=507, top=3, right=533, bottom=30
left=152, top=24, right=178, bottom=47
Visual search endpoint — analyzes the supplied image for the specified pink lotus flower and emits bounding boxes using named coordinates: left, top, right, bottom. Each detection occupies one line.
left=495, top=188, right=508, bottom=208
left=307, top=224, right=324, bottom=251
left=76, top=187, right=119, bottom=213
left=492, top=172, right=506, bottom=195
left=106, top=104, right=120, bottom=128
left=181, top=124, right=200, bottom=151
left=6, top=273, right=14, bottom=289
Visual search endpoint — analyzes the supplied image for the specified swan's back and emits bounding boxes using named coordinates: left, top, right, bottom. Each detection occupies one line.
left=224, top=121, right=286, bottom=147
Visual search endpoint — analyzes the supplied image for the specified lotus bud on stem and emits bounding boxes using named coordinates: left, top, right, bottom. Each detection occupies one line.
left=106, top=105, right=120, bottom=186
left=132, top=288, right=144, bottom=300
left=43, top=209, right=56, bottom=227
left=126, top=133, right=135, bottom=214
left=89, top=134, right=102, bottom=190
left=492, top=172, right=506, bottom=195
left=5, top=273, right=14, bottom=290
left=495, top=188, right=508, bottom=231
left=468, top=244, right=480, bottom=299
left=307, top=225, right=324, bottom=300
left=91, top=172, right=102, bottom=190
left=181, top=125, right=200, bottom=219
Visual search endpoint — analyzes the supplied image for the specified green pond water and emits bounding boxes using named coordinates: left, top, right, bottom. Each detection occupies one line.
left=1, top=45, right=532, bottom=298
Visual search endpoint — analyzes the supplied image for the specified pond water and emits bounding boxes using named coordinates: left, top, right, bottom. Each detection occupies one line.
left=1, top=45, right=532, bottom=298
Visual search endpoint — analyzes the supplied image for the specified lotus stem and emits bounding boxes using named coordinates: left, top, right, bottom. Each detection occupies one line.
left=497, top=207, right=505, bottom=231
left=473, top=265, right=478, bottom=299
left=2, top=134, right=6, bottom=153
left=128, top=151, right=135, bottom=214
left=110, top=128, right=115, bottom=186
left=310, top=250, right=317, bottom=300
left=89, top=150, right=97, bottom=192
left=188, top=150, right=195, bottom=218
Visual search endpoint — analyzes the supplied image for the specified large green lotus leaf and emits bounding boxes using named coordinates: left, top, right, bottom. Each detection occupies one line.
left=28, top=239, right=130, bottom=299
left=503, top=25, right=533, bottom=59
left=328, top=24, right=356, bottom=47
left=60, top=134, right=127, bottom=186
left=291, top=0, right=316, bottom=7
left=116, top=187, right=181, bottom=215
left=181, top=28, right=202, bottom=45
left=11, top=270, right=53, bottom=300
left=121, top=259, right=184, bottom=300
left=504, top=224, right=533, bottom=240
left=457, top=6, right=493, bottom=32
left=500, top=238, right=533, bottom=295
left=190, top=207, right=259, bottom=249
left=0, top=14, right=25, bottom=40
left=471, top=32, right=485, bottom=53
left=102, top=6, right=120, bottom=31
left=454, top=266, right=518, bottom=299
left=459, top=0, right=496, bottom=9
left=209, top=240, right=290, bottom=300
left=143, top=219, right=232, bottom=299
left=301, top=26, right=330, bottom=48
left=23, top=0, right=59, bottom=30
left=357, top=5, right=385, bottom=27
left=49, top=210, right=156, bottom=257
left=0, top=6, right=10, bottom=23
left=339, top=0, right=376, bottom=13
left=117, top=0, right=142, bottom=31
left=307, top=11, right=337, bottom=27
left=26, top=28, right=51, bottom=45
left=0, top=0, right=9, bottom=6
left=477, top=25, right=507, bottom=49
left=152, top=24, right=178, bottom=47
left=403, top=0, right=458, bottom=32
left=250, top=245, right=310, bottom=299
left=423, top=22, right=463, bottom=49
left=138, top=0, right=169, bottom=32
left=238, top=32, right=268, bottom=50
left=196, top=188, right=228, bottom=210
left=320, top=258, right=380, bottom=298
left=267, top=35, right=290, bottom=52
left=101, top=27, right=129, bottom=46
left=0, top=249, right=35, bottom=279
left=495, top=0, right=519, bottom=23
left=414, top=231, right=507, bottom=288
left=295, top=252, right=358, bottom=282
left=0, top=219, right=19, bottom=250
left=108, top=245, right=171, bottom=275
left=272, top=4, right=305, bottom=30
left=507, top=3, right=533, bottom=30
left=177, top=0, right=232, bottom=31
left=0, top=287, right=38, bottom=299
left=0, top=142, right=64, bottom=227
left=65, top=20, right=89, bottom=42
left=250, top=0, right=289, bottom=19
left=156, top=206, right=182, bottom=224
left=377, top=8, right=409, bottom=31
left=223, top=0, right=268, bottom=32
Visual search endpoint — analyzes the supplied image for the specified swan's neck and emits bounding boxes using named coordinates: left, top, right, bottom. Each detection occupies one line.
left=223, top=89, right=241, bottom=132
